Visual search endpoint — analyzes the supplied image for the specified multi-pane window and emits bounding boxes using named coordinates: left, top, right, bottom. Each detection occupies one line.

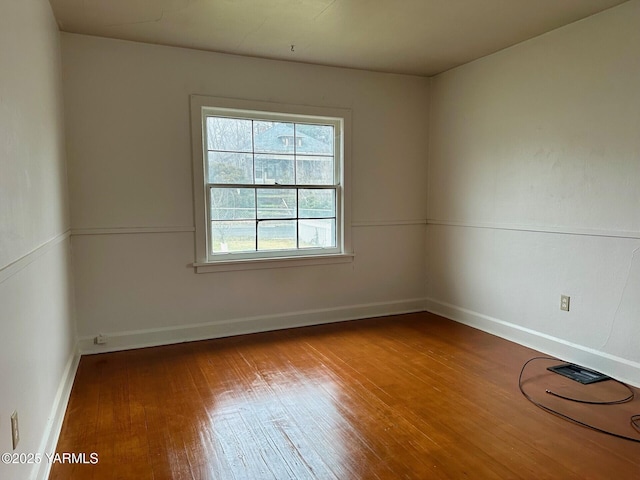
left=192, top=98, right=346, bottom=265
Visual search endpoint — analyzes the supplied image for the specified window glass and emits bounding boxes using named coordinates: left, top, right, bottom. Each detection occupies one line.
left=193, top=98, right=347, bottom=264
left=208, top=152, right=253, bottom=184
left=206, top=117, right=252, bottom=152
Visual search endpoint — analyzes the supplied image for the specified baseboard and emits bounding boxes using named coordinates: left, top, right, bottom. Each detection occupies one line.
left=78, top=298, right=428, bottom=355
left=425, top=298, right=640, bottom=387
left=33, top=348, right=80, bottom=480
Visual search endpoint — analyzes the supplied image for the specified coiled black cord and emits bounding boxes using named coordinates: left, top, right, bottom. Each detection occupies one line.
left=519, top=356, right=640, bottom=443
left=632, top=414, right=640, bottom=434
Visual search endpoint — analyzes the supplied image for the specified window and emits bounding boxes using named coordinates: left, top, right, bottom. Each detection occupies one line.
left=190, top=96, right=352, bottom=272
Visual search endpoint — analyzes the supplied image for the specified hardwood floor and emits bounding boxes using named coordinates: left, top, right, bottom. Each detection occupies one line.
left=50, top=313, right=640, bottom=479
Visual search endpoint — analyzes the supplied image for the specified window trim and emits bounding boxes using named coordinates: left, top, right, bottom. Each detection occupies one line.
left=190, top=95, right=352, bottom=272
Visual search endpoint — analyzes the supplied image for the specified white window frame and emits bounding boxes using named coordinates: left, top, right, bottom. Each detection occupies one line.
left=190, top=95, right=353, bottom=273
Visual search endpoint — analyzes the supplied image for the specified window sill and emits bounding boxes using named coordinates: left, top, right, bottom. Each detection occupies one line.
left=193, top=253, right=355, bottom=273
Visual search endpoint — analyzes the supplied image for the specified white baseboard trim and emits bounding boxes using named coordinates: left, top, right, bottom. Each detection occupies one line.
left=33, top=348, right=80, bottom=480
left=425, top=298, right=640, bottom=387
left=78, top=298, right=428, bottom=355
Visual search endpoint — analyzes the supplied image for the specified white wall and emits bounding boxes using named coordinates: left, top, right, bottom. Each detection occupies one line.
left=61, top=34, right=430, bottom=351
left=427, top=0, right=640, bottom=384
left=0, top=1, right=77, bottom=479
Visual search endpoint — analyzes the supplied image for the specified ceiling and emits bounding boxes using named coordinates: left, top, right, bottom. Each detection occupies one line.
left=48, top=0, right=629, bottom=77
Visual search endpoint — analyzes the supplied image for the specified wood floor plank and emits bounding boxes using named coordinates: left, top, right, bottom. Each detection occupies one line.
left=50, top=313, right=640, bottom=479
left=235, top=336, right=394, bottom=479
left=300, top=326, right=528, bottom=479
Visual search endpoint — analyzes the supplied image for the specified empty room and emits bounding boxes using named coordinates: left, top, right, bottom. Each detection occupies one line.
left=1, top=0, right=639, bottom=479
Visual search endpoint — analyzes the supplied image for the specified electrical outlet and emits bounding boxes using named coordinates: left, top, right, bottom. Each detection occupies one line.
left=11, top=411, right=19, bottom=450
left=94, top=334, right=108, bottom=345
left=560, top=295, right=570, bottom=312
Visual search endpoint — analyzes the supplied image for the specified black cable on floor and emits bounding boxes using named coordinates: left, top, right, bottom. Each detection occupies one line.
left=518, top=356, right=640, bottom=443
left=632, top=414, right=640, bottom=434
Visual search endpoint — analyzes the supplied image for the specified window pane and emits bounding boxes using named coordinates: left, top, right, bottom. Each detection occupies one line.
left=255, top=154, right=294, bottom=185
left=208, top=152, right=253, bottom=184
left=295, top=124, right=334, bottom=155
left=296, top=155, right=334, bottom=185
left=298, top=189, right=335, bottom=218
left=211, top=221, right=256, bottom=253
left=258, top=220, right=296, bottom=250
left=207, top=117, right=252, bottom=152
left=254, top=121, right=295, bottom=154
left=299, top=219, right=336, bottom=249
left=257, top=188, right=296, bottom=219
left=210, top=188, right=256, bottom=220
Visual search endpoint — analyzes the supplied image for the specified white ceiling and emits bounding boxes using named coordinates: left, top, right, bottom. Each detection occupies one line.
left=48, top=0, right=629, bottom=77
